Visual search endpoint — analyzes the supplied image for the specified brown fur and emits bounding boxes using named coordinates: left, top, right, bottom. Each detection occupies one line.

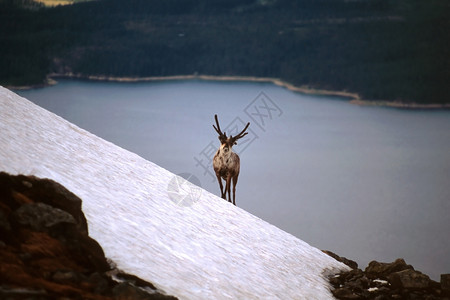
left=212, top=115, right=249, bottom=205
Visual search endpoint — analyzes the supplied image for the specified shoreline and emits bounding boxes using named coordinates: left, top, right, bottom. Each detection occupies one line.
left=349, top=99, right=450, bottom=109
left=47, top=73, right=362, bottom=101
left=10, top=73, right=450, bottom=109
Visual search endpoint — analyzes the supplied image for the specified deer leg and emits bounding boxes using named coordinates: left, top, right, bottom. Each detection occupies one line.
left=216, top=174, right=225, bottom=199
left=226, top=175, right=232, bottom=203
left=232, top=175, right=238, bottom=206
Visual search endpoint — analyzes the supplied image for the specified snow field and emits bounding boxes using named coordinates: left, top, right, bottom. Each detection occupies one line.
left=0, top=86, right=349, bottom=299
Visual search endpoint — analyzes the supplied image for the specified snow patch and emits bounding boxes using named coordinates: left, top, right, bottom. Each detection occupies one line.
left=373, top=279, right=389, bottom=285
left=0, top=86, right=349, bottom=299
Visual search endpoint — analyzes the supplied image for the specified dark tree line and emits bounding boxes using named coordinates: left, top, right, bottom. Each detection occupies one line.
left=1, top=0, right=449, bottom=103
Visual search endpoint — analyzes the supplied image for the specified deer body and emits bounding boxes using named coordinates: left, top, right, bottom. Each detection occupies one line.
left=212, top=115, right=250, bottom=205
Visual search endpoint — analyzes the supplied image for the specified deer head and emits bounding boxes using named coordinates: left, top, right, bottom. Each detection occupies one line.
left=213, top=114, right=250, bottom=154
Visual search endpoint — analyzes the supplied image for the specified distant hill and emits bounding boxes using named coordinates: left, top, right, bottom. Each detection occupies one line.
left=1, top=0, right=449, bottom=104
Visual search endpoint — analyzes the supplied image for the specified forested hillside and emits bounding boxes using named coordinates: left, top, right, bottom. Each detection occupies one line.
left=1, top=0, right=449, bottom=103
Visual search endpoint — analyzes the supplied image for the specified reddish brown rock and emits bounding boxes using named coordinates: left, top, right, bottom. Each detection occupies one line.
left=0, top=172, right=177, bottom=300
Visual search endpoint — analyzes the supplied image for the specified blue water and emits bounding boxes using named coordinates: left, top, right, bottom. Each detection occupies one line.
left=17, top=79, right=450, bottom=279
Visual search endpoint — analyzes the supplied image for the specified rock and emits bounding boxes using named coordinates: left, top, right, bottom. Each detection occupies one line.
left=11, top=191, right=33, bottom=205
left=113, top=273, right=178, bottom=299
left=355, top=275, right=370, bottom=289
left=21, top=180, right=33, bottom=188
left=332, top=287, right=361, bottom=299
left=8, top=181, right=110, bottom=272
left=113, top=282, right=151, bottom=300
left=52, top=270, right=81, bottom=284
left=0, top=172, right=178, bottom=300
left=442, top=274, right=450, bottom=295
left=26, top=176, right=89, bottom=234
left=330, top=259, right=445, bottom=300
left=0, top=209, right=11, bottom=232
left=373, top=286, right=391, bottom=294
left=0, top=172, right=88, bottom=233
left=73, top=231, right=111, bottom=272
left=112, top=282, right=177, bottom=300
left=388, top=269, right=430, bottom=290
left=323, top=250, right=358, bottom=269
left=87, top=272, right=110, bottom=294
left=0, top=286, right=48, bottom=298
left=365, top=258, right=414, bottom=278
left=329, top=274, right=343, bottom=286
left=14, top=202, right=76, bottom=232
left=344, top=268, right=364, bottom=281
left=117, top=272, right=157, bottom=290
left=0, top=172, right=18, bottom=208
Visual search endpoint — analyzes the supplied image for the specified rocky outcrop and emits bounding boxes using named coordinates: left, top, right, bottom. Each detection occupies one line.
left=0, top=172, right=177, bottom=300
left=325, top=252, right=450, bottom=300
left=322, top=250, right=358, bottom=270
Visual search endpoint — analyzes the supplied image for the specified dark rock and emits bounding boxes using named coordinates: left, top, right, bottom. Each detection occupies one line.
left=388, top=269, right=431, bottom=290
left=330, top=274, right=343, bottom=286
left=87, top=272, right=110, bottom=294
left=113, top=282, right=152, bottom=300
left=342, top=268, right=364, bottom=282
left=365, top=258, right=414, bottom=278
left=409, top=292, right=424, bottom=300
left=330, top=258, right=446, bottom=300
left=441, top=274, right=450, bottom=296
left=0, top=172, right=88, bottom=233
left=52, top=270, right=81, bottom=284
left=0, top=209, right=11, bottom=232
left=346, top=280, right=365, bottom=293
left=375, top=286, right=391, bottom=294
left=113, top=273, right=178, bottom=299
left=332, top=287, right=361, bottom=299
left=323, top=250, right=358, bottom=269
left=0, top=209, right=13, bottom=244
left=355, top=276, right=370, bottom=289
left=25, top=176, right=89, bottom=234
left=374, top=294, right=391, bottom=300
left=19, top=251, right=32, bottom=261
left=74, top=231, right=111, bottom=272
left=21, top=180, right=33, bottom=188
left=0, top=172, right=18, bottom=209
left=0, top=286, right=48, bottom=297
left=117, top=272, right=157, bottom=290
left=112, top=282, right=177, bottom=300
left=14, top=202, right=76, bottom=232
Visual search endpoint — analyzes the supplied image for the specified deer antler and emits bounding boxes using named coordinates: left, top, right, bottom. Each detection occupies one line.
left=230, top=121, right=250, bottom=145
left=213, top=114, right=227, bottom=143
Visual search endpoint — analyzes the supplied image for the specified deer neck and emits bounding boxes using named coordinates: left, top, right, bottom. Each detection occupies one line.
left=219, top=144, right=234, bottom=160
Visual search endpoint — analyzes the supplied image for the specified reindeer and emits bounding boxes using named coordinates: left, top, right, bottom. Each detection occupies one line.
left=212, top=114, right=250, bottom=205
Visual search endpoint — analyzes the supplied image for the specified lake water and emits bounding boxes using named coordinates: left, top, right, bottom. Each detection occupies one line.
left=16, top=79, right=450, bottom=280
